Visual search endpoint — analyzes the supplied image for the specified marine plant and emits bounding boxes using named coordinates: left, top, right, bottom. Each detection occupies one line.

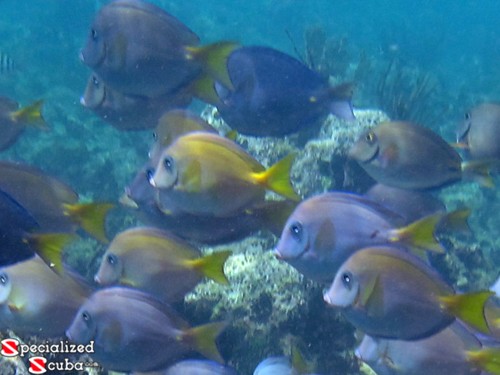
left=374, top=58, right=445, bottom=126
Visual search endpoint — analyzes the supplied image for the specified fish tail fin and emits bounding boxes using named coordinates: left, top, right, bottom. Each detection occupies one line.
left=189, top=250, right=231, bottom=285
left=450, top=141, right=470, bottom=150
left=63, top=202, right=114, bottom=243
left=253, top=153, right=300, bottom=201
left=388, top=212, right=444, bottom=254
left=467, top=347, right=500, bottom=374
left=28, top=233, right=76, bottom=273
left=181, top=321, right=226, bottom=363
left=252, top=200, right=297, bottom=236
left=185, top=41, right=240, bottom=90
left=9, top=99, right=49, bottom=130
left=438, top=208, right=472, bottom=234
left=439, top=290, right=493, bottom=334
left=191, top=75, right=222, bottom=105
left=291, top=345, right=315, bottom=375
left=324, top=82, right=355, bottom=120
left=462, top=159, right=499, bottom=188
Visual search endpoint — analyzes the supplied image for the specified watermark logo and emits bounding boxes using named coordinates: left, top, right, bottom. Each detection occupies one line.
left=29, top=357, right=47, bottom=375
left=1, top=338, right=19, bottom=357
left=1, top=338, right=98, bottom=374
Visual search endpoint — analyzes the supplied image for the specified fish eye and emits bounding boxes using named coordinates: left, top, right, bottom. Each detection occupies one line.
left=365, top=131, right=376, bottom=143
left=107, top=254, right=117, bottom=266
left=145, top=168, right=154, bottom=182
left=82, top=311, right=91, bottom=322
left=163, top=156, right=174, bottom=173
left=342, top=271, right=353, bottom=290
left=0, top=273, right=8, bottom=285
left=91, top=28, right=98, bottom=40
left=289, top=221, right=303, bottom=242
left=464, top=112, right=471, bottom=120
left=152, top=132, right=157, bottom=140
left=92, top=75, right=99, bottom=87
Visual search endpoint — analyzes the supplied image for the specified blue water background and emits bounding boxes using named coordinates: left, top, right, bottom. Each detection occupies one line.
left=0, top=0, right=497, bottom=201
left=0, top=1, right=498, bottom=374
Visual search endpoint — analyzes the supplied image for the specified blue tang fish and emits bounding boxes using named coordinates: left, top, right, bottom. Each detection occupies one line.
left=214, top=46, right=354, bottom=136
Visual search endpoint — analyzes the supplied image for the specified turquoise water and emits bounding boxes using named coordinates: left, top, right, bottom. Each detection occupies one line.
left=0, top=1, right=498, bottom=374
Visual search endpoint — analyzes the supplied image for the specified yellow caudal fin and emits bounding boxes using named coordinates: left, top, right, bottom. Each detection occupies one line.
left=438, top=208, right=472, bottom=235
left=462, top=159, right=500, bottom=188
left=291, top=345, right=315, bottom=375
left=191, top=74, right=223, bottom=105
left=253, top=153, right=300, bottom=201
left=466, top=347, right=500, bottom=374
left=185, top=41, right=240, bottom=90
left=188, top=250, right=231, bottom=285
left=253, top=200, right=297, bottom=236
left=388, top=212, right=444, bottom=254
left=440, top=290, right=493, bottom=334
left=180, top=321, right=227, bottom=363
left=63, top=202, right=114, bottom=243
left=28, top=233, right=76, bottom=273
left=9, top=99, right=49, bottom=130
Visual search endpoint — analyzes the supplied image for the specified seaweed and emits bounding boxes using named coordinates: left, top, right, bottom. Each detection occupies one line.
left=374, top=58, right=447, bottom=126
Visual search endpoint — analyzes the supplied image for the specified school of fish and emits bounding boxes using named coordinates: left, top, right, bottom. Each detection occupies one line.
left=0, top=0, right=499, bottom=374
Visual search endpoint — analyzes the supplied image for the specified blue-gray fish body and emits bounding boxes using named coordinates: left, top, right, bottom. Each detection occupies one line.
left=121, top=164, right=295, bottom=244
left=324, top=246, right=456, bottom=340
left=349, top=121, right=463, bottom=189
left=81, top=73, right=192, bottom=130
left=80, top=0, right=201, bottom=98
left=275, top=192, right=404, bottom=282
left=133, top=359, right=239, bottom=375
left=0, top=257, right=86, bottom=337
left=215, top=46, right=354, bottom=136
left=0, top=188, right=41, bottom=266
left=458, top=103, right=500, bottom=160
left=253, top=357, right=298, bottom=375
left=356, top=322, right=483, bottom=375
left=66, top=287, right=221, bottom=372
left=365, top=183, right=445, bottom=225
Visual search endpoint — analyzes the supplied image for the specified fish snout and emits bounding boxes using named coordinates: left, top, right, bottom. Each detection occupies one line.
left=273, top=248, right=283, bottom=260
left=323, top=291, right=332, bottom=305
left=80, top=96, right=87, bottom=107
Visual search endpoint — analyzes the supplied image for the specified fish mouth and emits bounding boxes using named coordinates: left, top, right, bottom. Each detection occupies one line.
left=361, top=145, right=379, bottom=164
left=119, top=190, right=138, bottom=209
left=274, top=241, right=309, bottom=261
